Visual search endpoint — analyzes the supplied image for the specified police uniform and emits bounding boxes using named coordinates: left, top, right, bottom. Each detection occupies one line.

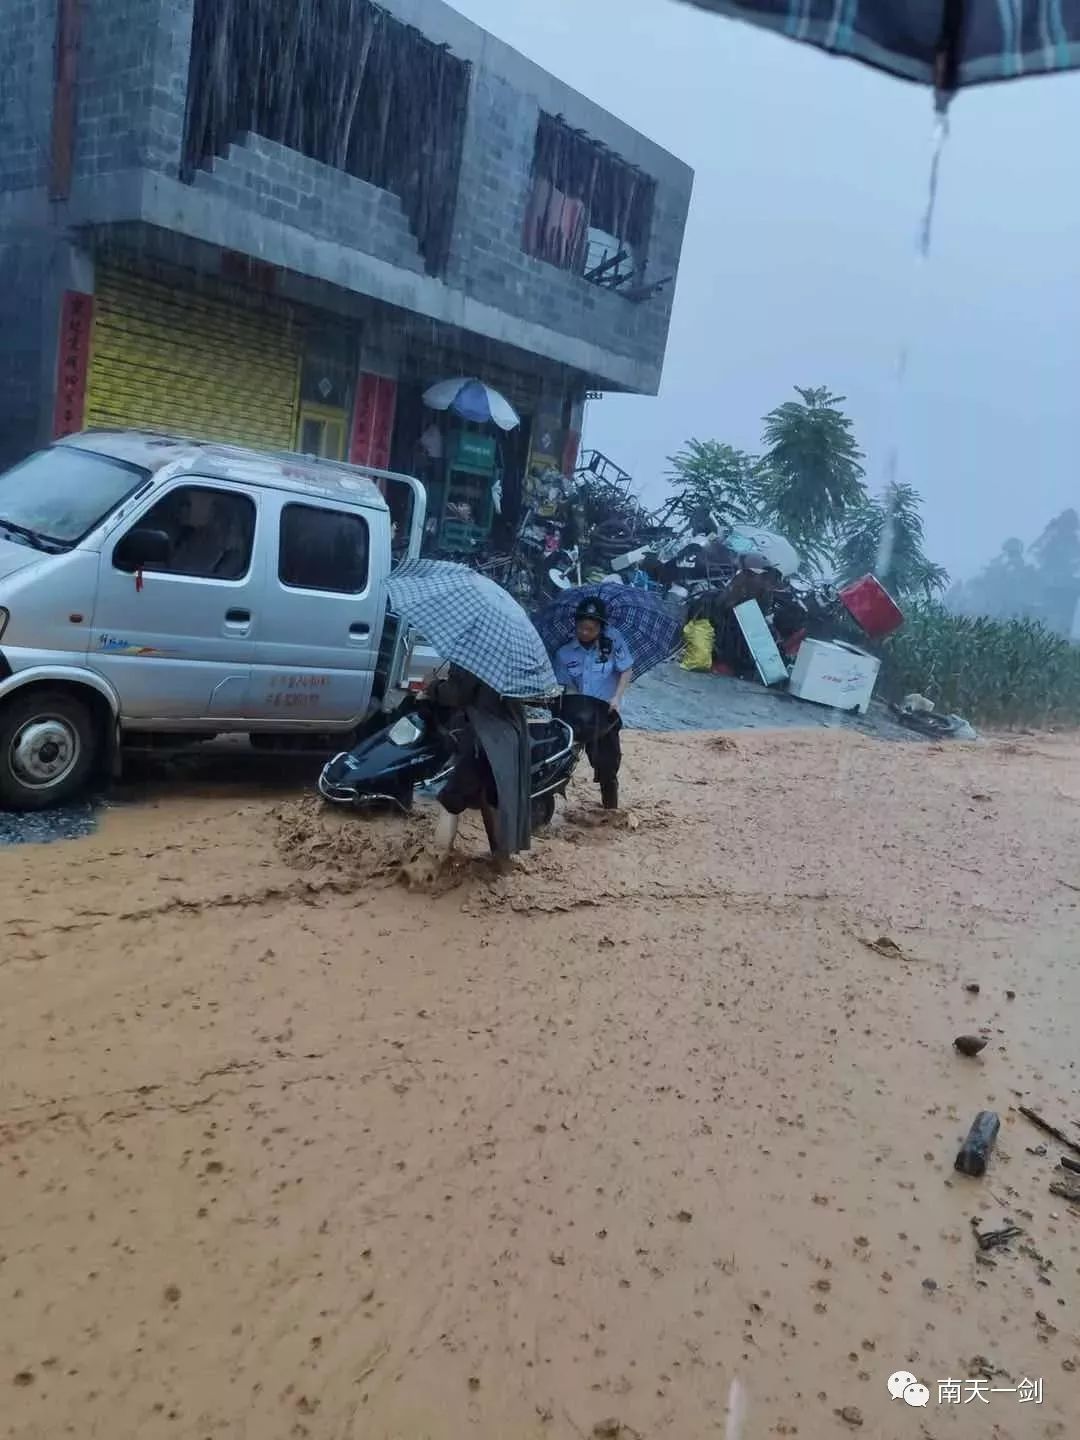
left=554, top=622, right=633, bottom=807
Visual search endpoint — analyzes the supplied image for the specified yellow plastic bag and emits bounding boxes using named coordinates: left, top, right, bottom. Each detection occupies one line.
left=680, top=617, right=715, bottom=671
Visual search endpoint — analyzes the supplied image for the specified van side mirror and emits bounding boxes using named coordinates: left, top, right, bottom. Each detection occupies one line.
left=115, top=527, right=171, bottom=572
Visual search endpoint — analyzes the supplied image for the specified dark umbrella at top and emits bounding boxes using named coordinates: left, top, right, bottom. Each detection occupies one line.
left=532, top=583, right=682, bottom=681
left=388, top=559, right=559, bottom=700
left=677, top=0, right=1080, bottom=94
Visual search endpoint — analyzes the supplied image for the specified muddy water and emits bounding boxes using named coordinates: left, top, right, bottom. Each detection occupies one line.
left=0, top=665, right=920, bottom=849
left=1, top=728, right=1077, bottom=1439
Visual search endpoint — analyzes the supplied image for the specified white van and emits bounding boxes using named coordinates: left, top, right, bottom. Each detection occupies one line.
left=0, top=430, right=431, bottom=808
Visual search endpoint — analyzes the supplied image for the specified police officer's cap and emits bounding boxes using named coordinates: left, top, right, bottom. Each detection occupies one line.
left=575, top=596, right=607, bottom=625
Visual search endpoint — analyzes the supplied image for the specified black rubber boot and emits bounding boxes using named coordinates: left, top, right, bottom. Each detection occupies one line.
left=600, top=781, right=619, bottom=811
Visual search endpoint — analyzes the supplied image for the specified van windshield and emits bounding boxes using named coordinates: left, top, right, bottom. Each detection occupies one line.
left=0, top=446, right=150, bottom=550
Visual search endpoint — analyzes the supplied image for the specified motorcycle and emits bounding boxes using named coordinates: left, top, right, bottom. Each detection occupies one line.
left=318, top=692, right=616, bottom=830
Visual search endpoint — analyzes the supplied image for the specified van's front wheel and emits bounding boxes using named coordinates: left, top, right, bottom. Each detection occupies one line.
left=0, top=690, right=99, bottom=810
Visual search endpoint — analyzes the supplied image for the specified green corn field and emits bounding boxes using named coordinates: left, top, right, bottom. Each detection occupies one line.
left=879, top=602, right=1080, bottom=728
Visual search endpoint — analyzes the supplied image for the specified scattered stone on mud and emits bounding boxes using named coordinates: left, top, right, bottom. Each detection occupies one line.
left=964, top=981, right=981, bottom=994
left=863, top=935, right=905, bottom=960
left=838, top=1404, right=863, bottom=1426
left=707, top=735, right=738, bottom=753
left=954, top=1035, right=988, bottom=1057
left=955, top=1111, right=1002, bottom=1177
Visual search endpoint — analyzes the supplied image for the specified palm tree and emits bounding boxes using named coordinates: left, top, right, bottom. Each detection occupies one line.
left=660, top=439, right=759, bottom=533
left=836, top=481, right=948, bottom=599
left=757, top=386, right=867, bottom=571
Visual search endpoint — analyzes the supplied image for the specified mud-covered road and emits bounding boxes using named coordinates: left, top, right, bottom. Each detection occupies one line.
left=0, top=664, right=917, bottom=849
left=2, top=726, right=1078, bottom=1439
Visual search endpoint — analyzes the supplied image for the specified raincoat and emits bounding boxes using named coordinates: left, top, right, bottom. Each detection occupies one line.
left=432, top=668, right=531, bottom=857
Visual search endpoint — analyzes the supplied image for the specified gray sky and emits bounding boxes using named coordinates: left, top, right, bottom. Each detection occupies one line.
left=449, top=0, right=1080, bottom=581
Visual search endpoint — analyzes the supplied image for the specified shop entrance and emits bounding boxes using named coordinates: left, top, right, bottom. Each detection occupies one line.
left=389, top=381, right=534, bottom=556
left=84, top=262, right=302, bottom=449
left=297, top=403, right=348, bottom=460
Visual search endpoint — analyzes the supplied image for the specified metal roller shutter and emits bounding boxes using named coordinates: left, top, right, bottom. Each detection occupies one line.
left=85, top=264, right=301, bottom=450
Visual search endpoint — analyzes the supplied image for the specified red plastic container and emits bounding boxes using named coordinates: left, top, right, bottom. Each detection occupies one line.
left=838, top=574, right=904, bottom=639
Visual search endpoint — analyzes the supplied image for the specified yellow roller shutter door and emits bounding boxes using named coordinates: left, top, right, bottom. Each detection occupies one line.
left=85, top=265, right=301, bottom=449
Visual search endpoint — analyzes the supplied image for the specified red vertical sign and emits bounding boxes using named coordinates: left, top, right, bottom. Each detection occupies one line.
left=349, top=373, right=397, bottom=469
left=52, top=290, right=94, bottom=438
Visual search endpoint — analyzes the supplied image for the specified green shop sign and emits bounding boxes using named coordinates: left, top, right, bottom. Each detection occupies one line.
left=453, top=433, right=497, bottom=473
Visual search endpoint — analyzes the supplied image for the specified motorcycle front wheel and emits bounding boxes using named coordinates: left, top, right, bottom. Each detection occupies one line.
left=530, top=792, right=556, bottom=829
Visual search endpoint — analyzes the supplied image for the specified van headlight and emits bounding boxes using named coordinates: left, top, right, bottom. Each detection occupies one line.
left=0, top=607, right=8, bottom=639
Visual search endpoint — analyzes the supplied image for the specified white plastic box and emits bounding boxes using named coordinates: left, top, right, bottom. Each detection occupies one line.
left=788, top=638, right=881, bottom=714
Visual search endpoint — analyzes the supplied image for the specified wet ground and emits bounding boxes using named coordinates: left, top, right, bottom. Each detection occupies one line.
left=0, top=798, right=100, bottom=847
left=2, top=725, right=1076, bottom=1440
left=624, top=662, right=917, bottom=740
left=0, top=666, right=919, bottom=847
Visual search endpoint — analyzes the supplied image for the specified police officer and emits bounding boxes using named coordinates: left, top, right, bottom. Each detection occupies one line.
left=553, top=596, right=634, bottom=810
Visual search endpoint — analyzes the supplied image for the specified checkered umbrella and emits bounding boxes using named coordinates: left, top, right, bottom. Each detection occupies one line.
left=678, top=0, right=1080, bottom=93
left=388, top=559, right=559, bottom=700
left=532, top=583, right=682, bottom=680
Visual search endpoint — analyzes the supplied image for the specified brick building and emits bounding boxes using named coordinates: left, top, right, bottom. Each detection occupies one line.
left=0, top=0, right=691, bottom=549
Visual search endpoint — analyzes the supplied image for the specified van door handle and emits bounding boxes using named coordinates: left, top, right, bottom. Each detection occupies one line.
left=224, top=608, right=252, bottom=633
left=349, top=622, right=370, bottom=639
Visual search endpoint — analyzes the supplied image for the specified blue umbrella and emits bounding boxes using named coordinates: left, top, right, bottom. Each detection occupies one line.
left=532, top=583, right=682, bottom=680
left=422, top=377, right=520, bottom=430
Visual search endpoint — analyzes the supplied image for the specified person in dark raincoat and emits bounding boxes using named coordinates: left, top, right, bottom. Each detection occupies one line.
left=404, top=665, right=530, bottom=883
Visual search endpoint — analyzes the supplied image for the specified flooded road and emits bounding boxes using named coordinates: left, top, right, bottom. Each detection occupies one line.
left=0, top=666, right=917, bottom=849
left=1, top=725, right=1078, bottom=1440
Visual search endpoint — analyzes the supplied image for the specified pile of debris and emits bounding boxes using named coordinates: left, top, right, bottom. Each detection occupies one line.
left=679, top=568, right=913, bottom=720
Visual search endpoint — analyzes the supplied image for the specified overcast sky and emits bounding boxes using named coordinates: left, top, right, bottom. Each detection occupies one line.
left=449, top=0, right=1080, bottom=580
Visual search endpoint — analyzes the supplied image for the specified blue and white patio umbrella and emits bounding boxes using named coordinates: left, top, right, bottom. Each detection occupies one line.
left=422, top=377, right=521, bottom=431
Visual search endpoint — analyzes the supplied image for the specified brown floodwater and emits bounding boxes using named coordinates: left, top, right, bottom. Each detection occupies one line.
left=1, top=728, right=1078, bottom=1438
